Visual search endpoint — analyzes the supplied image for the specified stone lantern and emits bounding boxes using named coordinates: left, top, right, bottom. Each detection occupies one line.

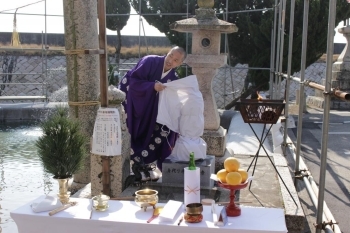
left=170, top=0, right=238, bottom=157
left=310, top=24, right=350, bottom=110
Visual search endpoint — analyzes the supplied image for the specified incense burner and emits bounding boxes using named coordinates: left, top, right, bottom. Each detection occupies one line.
left=135, top=189, right=158, bottom=211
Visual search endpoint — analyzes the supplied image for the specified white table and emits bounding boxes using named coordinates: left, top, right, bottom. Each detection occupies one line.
left=11, top=196, right=287, bottom=233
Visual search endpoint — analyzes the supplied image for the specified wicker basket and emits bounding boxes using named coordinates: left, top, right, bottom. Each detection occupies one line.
left=238, top=99, right=285, bottom=124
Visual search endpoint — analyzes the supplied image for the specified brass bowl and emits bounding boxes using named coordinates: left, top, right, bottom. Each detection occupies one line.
left=186, top=203, right=203, bottom=215
left=135, top=189, right=158, bottom=211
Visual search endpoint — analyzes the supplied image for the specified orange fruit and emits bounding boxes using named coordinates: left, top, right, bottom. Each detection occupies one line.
left=216, top=169, right=229, bottom=183
left=226, top=172, right=242, bottom=185
left=224, top=157, right=240, bottom=172
left=237, top=169, right=248, bottom=183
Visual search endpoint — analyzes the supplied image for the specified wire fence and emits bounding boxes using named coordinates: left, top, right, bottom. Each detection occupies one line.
left=0, top=54, right=326, bottom=107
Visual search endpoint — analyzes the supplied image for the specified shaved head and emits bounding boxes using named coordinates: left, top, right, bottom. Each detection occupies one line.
left=170, top=46, right=187, bottom=61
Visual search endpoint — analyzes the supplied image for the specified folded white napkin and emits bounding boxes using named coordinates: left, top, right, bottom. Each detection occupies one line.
left=158, top=200, right=183, bottom=222
left=31, top=195, right=63, bottom=213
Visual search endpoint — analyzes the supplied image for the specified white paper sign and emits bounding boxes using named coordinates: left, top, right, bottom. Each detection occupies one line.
left=91, top=108, right=121, bottom=156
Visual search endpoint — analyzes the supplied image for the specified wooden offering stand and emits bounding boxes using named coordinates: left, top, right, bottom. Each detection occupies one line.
left=217, top=181, right=249, bottom=217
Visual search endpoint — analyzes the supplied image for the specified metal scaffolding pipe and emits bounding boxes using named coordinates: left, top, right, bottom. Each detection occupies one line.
left=270, top=0, right=278, bottom=98
left=269, top=28, right=274, bottom=97
left=303, top=176, right=328, bottom=223
left=287, top=144, right=337, bottom=233
left=0, top=82, right=44, bottom=85
left=281, top=74, right=350, bottom=101
left=274, top=0, right=282, bottom=99
left=277, top=0, right=287, bottom=99
left=316, top=0, right=336, bottom=231
left=283, top=0, right=295, bottom=155
left=295, top=0, right=309, bottom=185
left=307, top=82, right=350, bottom=101
left=0, top=47, right=64, bottom=52
left=303, top=176, right=334, bottom=233
left=308, top=176, right=342, bottom=233
left=334, top=90, right=350, bottom=101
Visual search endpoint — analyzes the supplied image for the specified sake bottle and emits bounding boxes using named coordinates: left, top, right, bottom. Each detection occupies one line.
left=188, top=152, right=196, bottom=170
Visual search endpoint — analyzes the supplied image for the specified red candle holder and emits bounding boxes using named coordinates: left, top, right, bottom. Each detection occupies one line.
left=217, top=181, right=249, bottom=217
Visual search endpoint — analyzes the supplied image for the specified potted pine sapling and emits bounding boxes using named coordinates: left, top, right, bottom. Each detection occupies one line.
left=36, top=106, right=87, bottom=204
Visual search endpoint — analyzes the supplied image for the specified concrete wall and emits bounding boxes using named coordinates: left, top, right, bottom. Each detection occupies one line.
left=0, top=32, right=171, bottom=47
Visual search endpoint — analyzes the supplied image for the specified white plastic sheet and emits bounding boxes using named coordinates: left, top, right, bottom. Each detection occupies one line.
left=157, top=75, right=206, bottom=160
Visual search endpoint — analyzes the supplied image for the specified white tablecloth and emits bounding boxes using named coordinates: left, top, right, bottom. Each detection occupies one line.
left=10, top=196, right=287, bottom=233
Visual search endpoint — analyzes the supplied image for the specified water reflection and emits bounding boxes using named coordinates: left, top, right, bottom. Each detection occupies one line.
left=0, top=121, right=59, bottom=233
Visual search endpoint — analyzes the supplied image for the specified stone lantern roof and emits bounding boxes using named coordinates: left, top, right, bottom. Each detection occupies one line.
left=169, top=9, right=238, bottom=34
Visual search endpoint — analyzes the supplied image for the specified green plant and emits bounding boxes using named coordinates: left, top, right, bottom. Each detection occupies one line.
left=108, top=64, right=118, bottom=86
left=36, top=106, right=87, bottom=179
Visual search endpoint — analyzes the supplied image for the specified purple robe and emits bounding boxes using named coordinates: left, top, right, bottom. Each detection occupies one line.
left=119, top=55, right=178, bottom=170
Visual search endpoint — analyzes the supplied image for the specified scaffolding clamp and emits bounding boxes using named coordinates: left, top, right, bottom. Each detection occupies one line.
left=294, top=169, right=308, bottom=180
left=303, top=80, right=311, bottom=86
left=313, top=220, right=339, bottom=230
left=323, top=88, right=335, bottom=96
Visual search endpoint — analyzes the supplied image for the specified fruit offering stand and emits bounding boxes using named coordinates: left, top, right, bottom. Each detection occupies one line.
left=238, top=99, right=297, bottom=206
left=217, top=179, right=250, bottom=217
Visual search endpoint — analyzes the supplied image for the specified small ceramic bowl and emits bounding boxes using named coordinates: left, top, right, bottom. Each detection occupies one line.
left=92, top=193, right=110, bottom=211
left=186, top=203, right=203, bottom=215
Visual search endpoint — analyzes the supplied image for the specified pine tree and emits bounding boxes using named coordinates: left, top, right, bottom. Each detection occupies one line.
left=36, top=106, right=87, bottom=179
left=106, top=0, right=130, bottom=64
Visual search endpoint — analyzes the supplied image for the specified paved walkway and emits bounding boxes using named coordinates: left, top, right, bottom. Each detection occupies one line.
left=226, top=112, right=273, bottom=156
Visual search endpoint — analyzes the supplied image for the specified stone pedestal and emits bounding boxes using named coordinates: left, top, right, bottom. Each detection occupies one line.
left=202, top=127, right=226, bottom=156
left=162, top=156, right=215, bottom=188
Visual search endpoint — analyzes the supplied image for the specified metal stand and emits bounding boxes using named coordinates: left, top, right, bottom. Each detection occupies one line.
left=238, top=99, right=297, bottom=206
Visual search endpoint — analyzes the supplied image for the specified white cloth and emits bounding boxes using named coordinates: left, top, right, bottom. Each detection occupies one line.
left=168, top=136, right=207, bottom=161
left=157, top=75, right=206, bottom=160
left=30, top=195, right=63, bottom=213
left=11, top=196, right=288, bottom=233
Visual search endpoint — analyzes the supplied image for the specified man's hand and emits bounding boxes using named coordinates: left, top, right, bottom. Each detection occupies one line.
left=154, top=82, right=166, bottom=92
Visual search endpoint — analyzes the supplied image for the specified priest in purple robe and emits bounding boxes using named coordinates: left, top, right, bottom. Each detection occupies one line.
left=119, top=46, right=186, bottom=178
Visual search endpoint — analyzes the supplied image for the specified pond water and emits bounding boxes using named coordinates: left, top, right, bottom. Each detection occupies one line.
left=0, top=121, right=58, bottom=233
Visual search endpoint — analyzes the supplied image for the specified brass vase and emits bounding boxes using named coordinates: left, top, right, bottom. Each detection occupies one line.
left=198, top=0, right=214, bottom=8
left=56, top=178, right=71, bottom=204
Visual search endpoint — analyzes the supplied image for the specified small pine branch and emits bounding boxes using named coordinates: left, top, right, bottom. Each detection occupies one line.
left=36, top=106, right=87, bottom=179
